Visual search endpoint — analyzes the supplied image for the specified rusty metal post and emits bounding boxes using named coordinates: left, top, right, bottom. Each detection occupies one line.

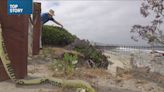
left=32, top=2, right=41, bottom=55
left=0, top=0, right=28, bottom=81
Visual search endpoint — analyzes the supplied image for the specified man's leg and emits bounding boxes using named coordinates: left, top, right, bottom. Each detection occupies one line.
left=28, top=17, right=33, bottom=56
left=40, top=25, right=42, bottom=49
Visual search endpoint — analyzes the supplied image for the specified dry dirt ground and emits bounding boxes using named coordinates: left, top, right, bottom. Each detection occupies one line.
left=0, top=47, right=164, bottom=92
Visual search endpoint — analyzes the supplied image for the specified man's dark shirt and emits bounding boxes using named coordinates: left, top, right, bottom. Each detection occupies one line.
left=41, top=13, right=54, bottom=24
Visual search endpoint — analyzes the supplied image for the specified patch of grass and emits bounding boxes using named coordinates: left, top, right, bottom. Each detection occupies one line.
left=48, top=59, right=65, bottom=72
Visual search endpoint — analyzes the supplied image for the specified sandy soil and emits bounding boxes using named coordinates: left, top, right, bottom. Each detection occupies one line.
left=0, top=47, right=164, bottom=92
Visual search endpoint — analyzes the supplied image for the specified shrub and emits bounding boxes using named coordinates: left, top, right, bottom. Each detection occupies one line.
left=63, top=53, right=78, bottom=75
left=74, top=43, right=108, bottom=68
left=42, top=25, right=76, bottom=46
left=67, top=39, right=109, bottom=69
left=48, top=53, right=78, bottom=76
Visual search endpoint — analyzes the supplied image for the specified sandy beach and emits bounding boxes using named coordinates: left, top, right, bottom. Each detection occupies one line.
left=0, top=48, right=164, bottom=92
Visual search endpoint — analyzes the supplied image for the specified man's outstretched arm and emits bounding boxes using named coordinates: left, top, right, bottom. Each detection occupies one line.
left=53, top=19, right=63, bottom=28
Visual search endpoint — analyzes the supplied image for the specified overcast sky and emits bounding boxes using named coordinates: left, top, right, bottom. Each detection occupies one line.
left=34, top=0, right=164, bottom=46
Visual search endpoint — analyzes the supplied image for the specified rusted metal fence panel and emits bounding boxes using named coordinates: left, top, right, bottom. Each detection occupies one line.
left=33, top=2, right=41, bottom=55
left=0, top=0, right=28, bottom=81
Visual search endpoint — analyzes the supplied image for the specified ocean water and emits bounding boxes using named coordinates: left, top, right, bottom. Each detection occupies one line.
left=106, top=47, right=164, bottom=75
left=118, top=47, right=164, bottom=53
